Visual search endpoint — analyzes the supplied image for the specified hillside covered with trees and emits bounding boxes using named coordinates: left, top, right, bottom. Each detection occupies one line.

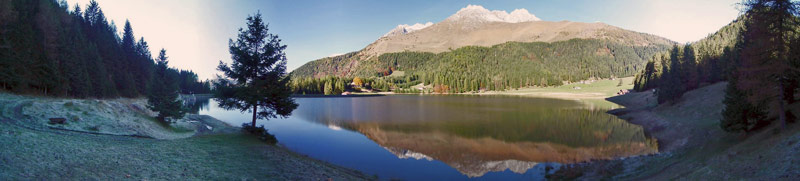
left=0, top=0, right=210, bottom=98
left=633, top=0, right=800, bottom=133
left=291, top=39, right=671, bottom=94
left=633, top=16, right=745, bottom=92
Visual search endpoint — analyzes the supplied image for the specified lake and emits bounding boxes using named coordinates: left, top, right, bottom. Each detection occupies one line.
left=191, top=95, right=657, bottom=180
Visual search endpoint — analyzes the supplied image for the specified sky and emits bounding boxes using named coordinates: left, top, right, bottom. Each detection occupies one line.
left=64, top=0, right=742, bottom=80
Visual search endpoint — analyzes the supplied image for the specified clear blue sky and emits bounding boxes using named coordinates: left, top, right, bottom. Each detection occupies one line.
left=65, top=0, right=741, bottom=80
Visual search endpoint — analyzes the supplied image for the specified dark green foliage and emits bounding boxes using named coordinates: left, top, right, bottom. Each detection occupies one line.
left=147, top=49, right=185, bottom=123
left=214, top=12, right=298, bottom=127
left=290, top=76, right=351, bottom=95
left=241, top=123, right=277, bottom=144
left=0, top=0, right=205, bottom=99
left=633, top=0, right=800, bottom=132
left=733, top=0, right=798, bottom=129
left=175, top=70, right=212, bottom=94
left=721, top=80, right=767, bottom=133
left=292, top=39, right=670, bottom=93
left=635, top=5, right=799, bottom=132
left=633, top=58, right=660, bottom=91
left=788, top=31, right=800, bottom=104
left=657, top=46, right=686, bottom=104
left=289, top=74, right=426, bottom=94
left=682, top=44, right=699, bottom=90
left=633, top=17, right=745, bottom=92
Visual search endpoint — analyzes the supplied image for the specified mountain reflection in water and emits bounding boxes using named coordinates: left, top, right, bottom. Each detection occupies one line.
left=195, top=95, right=657, bottom=179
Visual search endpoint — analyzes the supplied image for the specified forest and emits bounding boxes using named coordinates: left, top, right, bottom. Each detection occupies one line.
left=0, top=0, right=210, bottom=98
left=633, top=0, right=800, bottom=133
left=291, top=39, right=671, bottom=94
left=632, top=16, right=744, bottom=93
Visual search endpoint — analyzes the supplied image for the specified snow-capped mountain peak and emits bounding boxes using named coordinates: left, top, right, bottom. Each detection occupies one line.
left=381, top=22, right=434, bottom=38
left=446, top=4, right=541, bottom=24
left=381, top=5, right=540, bottom=38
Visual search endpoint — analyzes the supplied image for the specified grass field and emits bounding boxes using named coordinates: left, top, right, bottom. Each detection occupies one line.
left=482, top=77, right=634, bottom=99
left=0, top=93, right=372, bottom=180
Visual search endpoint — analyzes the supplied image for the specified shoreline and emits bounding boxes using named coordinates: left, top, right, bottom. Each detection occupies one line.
left=472, top=91, right=610, bottom=100
left=546, top=83, right=717, bottom=179
left=0, top=93, right=373, bottom=180
left=292, top=77, right=634, bottom=100
left=291, top=94, right=384, bottom=98
left=604, top=89, right=687, bottom=153
left=548, top=82, right=800, bottom=180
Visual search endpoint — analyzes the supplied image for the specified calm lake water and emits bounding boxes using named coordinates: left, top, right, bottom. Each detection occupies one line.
left=190, top=95, right=657, bottom=180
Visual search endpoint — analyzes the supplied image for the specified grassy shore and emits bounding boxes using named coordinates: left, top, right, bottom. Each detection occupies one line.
left=0, top=93, right=372, bottom=180
left=478, top=77, right=635, bottom=100
left=548, top=82, right=800, bottom=179
left=291, top=94, right=384, bottom=98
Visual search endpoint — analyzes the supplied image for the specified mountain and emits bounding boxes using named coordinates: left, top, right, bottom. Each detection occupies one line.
left=443, top=4, right=541, bottom=24
left=381, top=22, right=433, bottom=38
left=290, top=5, right=675, bottom=93
left=359, top=5, right=671, bottom=58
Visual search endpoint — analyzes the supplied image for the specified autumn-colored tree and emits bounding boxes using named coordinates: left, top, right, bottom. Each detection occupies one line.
left=353, top=77, right=363, bottom=87
left=323, top=80, right=333, bottom=95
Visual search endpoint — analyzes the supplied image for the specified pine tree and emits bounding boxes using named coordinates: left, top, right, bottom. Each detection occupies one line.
left=121, top=20, right=136, bottom=54
left=682, top=44, right=699, bottom=90
left=214, top=12, right=298, bottom=127
left=121, top=20, right=143, bottom=95
left=659, top=46, right=686, bottom=103
left=721, top=79, right=767, bottom=133
left=135, top=37, right=154, bottom=94
left=147, top=49, right=185, bottom=122
left=736, top=0, right=799, bottom=128
left=788, top=31, right=800, bottom=104
left=634, top=60, right=657, bottom=91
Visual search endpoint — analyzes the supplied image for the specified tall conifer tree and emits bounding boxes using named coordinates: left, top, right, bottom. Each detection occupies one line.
left=147, top=49, right=185, bottom=122
left=214, top=12, right=298, bottom=127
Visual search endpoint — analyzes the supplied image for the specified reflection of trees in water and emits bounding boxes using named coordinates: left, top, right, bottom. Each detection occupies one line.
left=372, top=108, right=653, bottom=148
left=292, top=95, right=583, bottom=124
left=287, top=96, right=657, bottom=177
left=184, top=98, right=210, bottom=114
left=347, top=113, right=658, bottom=177
left=341, top=108, right=655, bottom=149
left=293, top=96, right=655, bottom=148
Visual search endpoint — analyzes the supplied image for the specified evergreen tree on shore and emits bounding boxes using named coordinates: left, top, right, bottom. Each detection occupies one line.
left=147, top=49, right=185, bottom=122
left=214, top=12, right=297, bottom=127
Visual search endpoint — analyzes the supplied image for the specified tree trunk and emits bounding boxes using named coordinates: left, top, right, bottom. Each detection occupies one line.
left=785, top=80, right=796, bottom=104
left=251, top=104, right=257, bottom=127
left=779, top=80, right=787, bottom=129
